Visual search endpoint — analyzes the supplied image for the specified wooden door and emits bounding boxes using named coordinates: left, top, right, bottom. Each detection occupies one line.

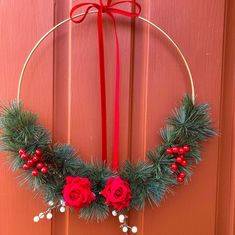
left=0, top=0, right=234, bottom=235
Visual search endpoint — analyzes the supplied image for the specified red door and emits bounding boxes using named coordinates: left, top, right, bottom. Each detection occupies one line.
left=0, top=0, right=234, bottom=235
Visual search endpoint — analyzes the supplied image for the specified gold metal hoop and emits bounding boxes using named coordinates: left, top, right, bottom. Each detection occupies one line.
left=17, top=11, right=195, bottom=103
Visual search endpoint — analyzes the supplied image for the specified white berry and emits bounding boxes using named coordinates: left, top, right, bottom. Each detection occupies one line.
left=33, top=216, right=40, bottom=222
left=60, top=199, right=66, bottom=206
left=48, top=200, right=54, bottom=206
left=119, top=214, right=125, bottom=223
left=39, top=213, right=44, bottom=219
left=60, top=206, right=66, bottom=213
left=122, top=226, right=128, bottom=233
left=131, top=226, right=138, bottom=233
left=46, top=212, right=53, bottom=219
left=112, top=210, right=118, bottom=216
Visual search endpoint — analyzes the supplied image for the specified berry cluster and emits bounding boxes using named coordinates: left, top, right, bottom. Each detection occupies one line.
left=19, top=149, right=48, bottom=176
left=165, top=145, right=190, bottom=183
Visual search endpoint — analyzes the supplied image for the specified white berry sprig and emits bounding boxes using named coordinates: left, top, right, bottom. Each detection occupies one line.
left=112, top=210, right=138, bottom=234
left=33, top=199, right=66, bottom=222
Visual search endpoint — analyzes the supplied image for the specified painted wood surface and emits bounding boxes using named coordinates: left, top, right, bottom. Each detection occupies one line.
left=0, top=0, right=234, bottom=235
left=0, top=1, right=54, bottom=235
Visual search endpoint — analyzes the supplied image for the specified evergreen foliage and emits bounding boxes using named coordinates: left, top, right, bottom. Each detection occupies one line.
left=0, top=95, right=216, bottom=221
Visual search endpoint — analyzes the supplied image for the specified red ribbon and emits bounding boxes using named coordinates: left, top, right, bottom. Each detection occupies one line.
left=70, top=0, right=141, bottom=171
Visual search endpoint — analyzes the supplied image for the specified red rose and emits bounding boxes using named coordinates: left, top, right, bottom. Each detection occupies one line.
left=101, top=176, right=132, bottom=211
left=62, top=176, right=95, bottom=210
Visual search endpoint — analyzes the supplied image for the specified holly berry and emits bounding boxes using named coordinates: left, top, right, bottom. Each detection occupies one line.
left=35, top=149, right=43, bottom=156
left=32, top=170, right=39, bottom=176
left=170, top=163, right=178, bottom=171
left=177, top=176, right=184, bottom=183
left=41, top=166, right=48, bottom=174
left=40, top=156, right=46, bottom=162
left=181, top=160, right=188, bottom=166
left=179, top=148, right=185, bottom=154
left=21, top=153, right=29, bottom=161
left=172, top=146, right=179, bottom=153
left=19, top=149, right=26, bottom=155
left=183, top=145, right=190, bottom=152
left=176, top=156, right=183, bottom=163
left=179, top=172, right=186, bottom=178
left=166, top=148, right=173, bottom=154
left=36, top=162, right=44, bottom=169
left=179, top=154, right=184, bottom=159
left=27, top=159, right=34, bottom=166
left=23, top=164, right=30, bottom=170
left=32, top=155, right=39, bottom=162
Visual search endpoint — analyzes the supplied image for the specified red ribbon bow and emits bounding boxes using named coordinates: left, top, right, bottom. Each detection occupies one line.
left=70, top=0, right=141, bottom=171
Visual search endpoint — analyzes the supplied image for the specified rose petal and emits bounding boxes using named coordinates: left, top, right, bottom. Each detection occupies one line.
left=101, top=176, right=132, bottom=211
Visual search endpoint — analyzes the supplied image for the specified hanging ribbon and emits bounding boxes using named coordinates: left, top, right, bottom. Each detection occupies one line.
left=70, top=0, right=141, bottom=171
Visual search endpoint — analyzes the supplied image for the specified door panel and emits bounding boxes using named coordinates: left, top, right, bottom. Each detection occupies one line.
left=131, top=1, right=225, bottom=235
left=0, top=0, right=233, bottom=235
left=0, top=1, right=54, bottom=235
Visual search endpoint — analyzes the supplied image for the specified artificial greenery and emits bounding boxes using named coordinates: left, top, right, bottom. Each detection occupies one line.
left=0, top=95, right=215, bottom=221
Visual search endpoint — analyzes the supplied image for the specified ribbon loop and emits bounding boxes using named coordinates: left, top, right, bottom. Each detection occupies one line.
left=70, top=3, right=100, bottom=23
left=70, top=1, right=141, bottom=171
left=70, top=1, right=141, bottom=23
left=108, top=1, right=141, bottom=16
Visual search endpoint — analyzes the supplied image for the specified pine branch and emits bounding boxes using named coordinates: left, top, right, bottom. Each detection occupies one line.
left=0, top=95, right=216, bottom=221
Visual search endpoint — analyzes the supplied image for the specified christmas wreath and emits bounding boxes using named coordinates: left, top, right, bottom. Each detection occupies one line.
left=0, top=0, right=216, bottom=233
left=0, top=95, right=215, bottom=233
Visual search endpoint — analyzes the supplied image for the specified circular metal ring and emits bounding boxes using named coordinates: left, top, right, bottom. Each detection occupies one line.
left=17, top=10, right=195, bottom=103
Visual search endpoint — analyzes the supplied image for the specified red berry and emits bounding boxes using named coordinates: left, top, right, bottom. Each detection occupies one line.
left=179, top=148, right=185, bottom=154
left=166, top=148, right=173, bottom=154
left=183, top=145, right=190, bottom=152
left=172, top=147, right=179, bottom=153
left=32, top=170, right=39, bottom=176
left=23, top=164, right=30, bottom=170
left=19, top=149, right=26, bottom=155
left=21, top=153, right=29, bottom=161
left=27, top=159, right=34, bottom=166
left=176, top=157, right=183, bottom=163
left=40, top=156, right=46, bottom=162
left=171, top=163, right=178, bottom=171
left=36, top=162, right=44, bottom=169
left=32, top=155, right=39, bottom=162
left=35, top=149, right=43, bottom=156
left=179, top=154, right=184, bottom=159
left=41, top=166, right=48, bottom=174
left=181, top=160, right=188, bottom=166
left=177, top=176, right=184, bottom=183
left=179, top=172, right=186, bottom=178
